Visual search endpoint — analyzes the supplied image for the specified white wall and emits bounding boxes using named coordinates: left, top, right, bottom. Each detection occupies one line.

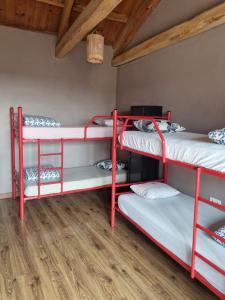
left=0, top=26, right=117, bottom=195
left=117, top=0, right=225, bottom=203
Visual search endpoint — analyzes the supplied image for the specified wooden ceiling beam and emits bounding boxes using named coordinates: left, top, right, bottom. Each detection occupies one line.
left=112, top=2, right=225, bottom=66
left=58, top=0, right=74, bottom=39
left=113, top=0, right=161, bottom=56
left=37, top=0, right=128, bottom=23
left=56, top=0, right=123, bottom=58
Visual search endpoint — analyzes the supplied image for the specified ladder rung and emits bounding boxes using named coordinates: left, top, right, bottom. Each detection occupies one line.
left=40, top=167, right=62, bottom=171
left=40, top=152, right=62, bottom=156
left=197, top=224, right=225, bottom=244
left=40, top=181, right=62, bottom=186
left=195, top=251, right=225, bottom=276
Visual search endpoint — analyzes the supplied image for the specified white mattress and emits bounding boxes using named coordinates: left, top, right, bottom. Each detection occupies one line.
left=24, top=166, right=126, bottom=197
left=120, top=131, right=225, bottom=173
left=23, top=125, right=120, bottom=139
left=118, top=193, right=225, bottom=295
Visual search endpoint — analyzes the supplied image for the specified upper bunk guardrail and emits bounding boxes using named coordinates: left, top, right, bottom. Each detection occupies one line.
left=10, top=106, right=118, bottom=142
left=113, top=110, right=171, bottom=164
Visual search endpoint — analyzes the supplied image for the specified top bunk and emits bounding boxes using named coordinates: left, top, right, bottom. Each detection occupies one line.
left=10, top=107, right=122, bottom=142
left=112, top=110, right=225, bottom=177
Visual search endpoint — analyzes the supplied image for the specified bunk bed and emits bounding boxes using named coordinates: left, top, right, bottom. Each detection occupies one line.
left=111, top=109, right=225, bottom=299
left=10, top=107, right=127, bottom=220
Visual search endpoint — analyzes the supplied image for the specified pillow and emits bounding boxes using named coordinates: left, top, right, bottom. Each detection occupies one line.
left=130, top=182, right=180, bottom=200
left=23, top=115, right=61, bottom=127
left=133, top=120, right=185, bottom=133
left=95, top=159, right=126, bottom=171
left=213, top=225, right=225, bottom=248
left=94, top=118, right=123, bottom=127
left=24, top=166, right=61, bottom=183
left=208, top=129, right=225, bottom=145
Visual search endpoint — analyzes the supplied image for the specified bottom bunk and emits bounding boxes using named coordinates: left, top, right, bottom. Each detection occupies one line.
left=24, top=165, right=127, bottom=197
left=117, top=192, right=225, bottom=296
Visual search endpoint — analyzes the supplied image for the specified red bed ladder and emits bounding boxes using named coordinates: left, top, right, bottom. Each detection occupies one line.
left=37, top=139, right=64, bottom=198
left=191, top=168, right=225, bottom=281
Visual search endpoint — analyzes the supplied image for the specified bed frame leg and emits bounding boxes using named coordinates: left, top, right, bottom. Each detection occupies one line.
left=10, top=107, right=16, bottom=200
left=164, top=162, right=168, bottom=184
left=18, top=107, right=25, bottom=221
left=191, top=167, right=201, bottom=279
left=111, top=109, right=118, bottom=228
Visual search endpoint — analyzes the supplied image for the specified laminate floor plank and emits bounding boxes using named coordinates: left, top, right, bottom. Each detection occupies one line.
left=0, top=191, right=217, bottom=300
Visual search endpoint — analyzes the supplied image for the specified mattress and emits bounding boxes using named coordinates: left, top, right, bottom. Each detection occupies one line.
left=120, top=131, right=225, bottom=173
left=24, top=166, right=126, bottom=197
left=118, top=193, right=225, bottom=295
left=23, top=125, right=120, bottom=139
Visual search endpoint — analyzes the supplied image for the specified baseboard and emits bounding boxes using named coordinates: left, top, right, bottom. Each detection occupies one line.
left=0, top=193, right=13, bottom=200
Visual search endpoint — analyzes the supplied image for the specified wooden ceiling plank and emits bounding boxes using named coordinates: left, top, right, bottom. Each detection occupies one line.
left=58, top=0, right=74, bottom=39
left=112, top=2, right=225, bottom=67
left=55, top=0, right=123, bottom=58
left=36, top=0, right=128, bottom=23
left=113, top=0, right=161, bottom=56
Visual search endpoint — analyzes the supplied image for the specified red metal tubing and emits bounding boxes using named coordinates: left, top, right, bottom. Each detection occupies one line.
left=164, top=162, right=169, bottom=184
left=84, top=115, right=114, bottom=139
left=18, top=107, right=25, bottom=220
left=23, top=137, right=113, bottom=143
left=24, top=183, right=115, bottom=201
left=61, top=139, right=64, bottom=193
left=195, top=251, right=225, bottom=276
left=197, top=224, right=225, bottom=244
left=40, top=152, right=62, bottom=156
left=115, top=179, right=164, bottom=188
left=111, top=109, right=118, bottom=228
left=38, top=140, right=41, bottom=199
left=191, top=167, right=202, bottom=279
left=198, top=196, right=225, bottom=211
left=10, top=107, right=16, bottom=200
left=118, top=115, right=167, bottom=163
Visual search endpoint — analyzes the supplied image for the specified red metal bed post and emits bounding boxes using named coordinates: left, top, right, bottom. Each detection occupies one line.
left=10, top=107, right=16, bottom=200
left=167, top=111, right=172, bottom=122
left=38, top=140, right=41, bottom=199
left=191, top=167, right=202, bottom=279
left=61, top=138, right=64, bottom=193
left=111, top=109, right=118, bottom=228
left=18, top=107, right=25, bottom=220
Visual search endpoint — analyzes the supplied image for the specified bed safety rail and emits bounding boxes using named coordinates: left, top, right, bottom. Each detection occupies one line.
left=191, top=167, right=225, bottom=281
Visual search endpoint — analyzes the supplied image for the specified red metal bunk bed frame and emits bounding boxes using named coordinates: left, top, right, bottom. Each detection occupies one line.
left=111, top=109, right=225, bottom=299
left=10, top=106, right=119, bottom=221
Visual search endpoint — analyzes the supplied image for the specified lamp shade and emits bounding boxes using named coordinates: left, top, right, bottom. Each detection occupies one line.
left=86, top=33, right=104, bottom=64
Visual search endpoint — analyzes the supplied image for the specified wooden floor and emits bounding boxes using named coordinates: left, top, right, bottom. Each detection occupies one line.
left=0, top=191, right=217, bottom=300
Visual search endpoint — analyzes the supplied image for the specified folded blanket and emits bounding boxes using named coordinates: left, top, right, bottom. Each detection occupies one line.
left=208, top=128, right=225, bottom=145
left=133, top=120, right=185, bottom=133
left=95, top=159, right=126, bottom=171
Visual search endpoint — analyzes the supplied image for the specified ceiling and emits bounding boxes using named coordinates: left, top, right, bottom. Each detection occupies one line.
left=0, top=0, right=139, bottom=46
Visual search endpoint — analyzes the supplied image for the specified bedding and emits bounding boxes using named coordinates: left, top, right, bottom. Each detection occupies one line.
left=213, top=225, right=225, bottom=248
left=95, top=159, right=126, bottom=171
left=23, top=125, right=121, bottom=139
left=94, top=118, right=123, bottom=126
left=208, top=128, right=225, bottom=145
left=120, top=131, right=225, bottom=173
left=22, top=115, right=61, bottom=127
left=24, top=166, right=60, bottom=183
left=118, top=192, right=225, bottom=295
left=133, top=120, right=185, bottom=133
left=24, top=165, right=126, bottom=197
left=130, top=182, right=180, bottom=200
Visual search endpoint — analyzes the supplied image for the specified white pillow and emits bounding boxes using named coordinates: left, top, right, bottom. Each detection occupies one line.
left=130, top=182, right=180, bottom=200
left=94, top=118, right=122, bottom=126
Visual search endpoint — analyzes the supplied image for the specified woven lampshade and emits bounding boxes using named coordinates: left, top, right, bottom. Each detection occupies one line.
left=86, top=33, right=104, bottom=64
